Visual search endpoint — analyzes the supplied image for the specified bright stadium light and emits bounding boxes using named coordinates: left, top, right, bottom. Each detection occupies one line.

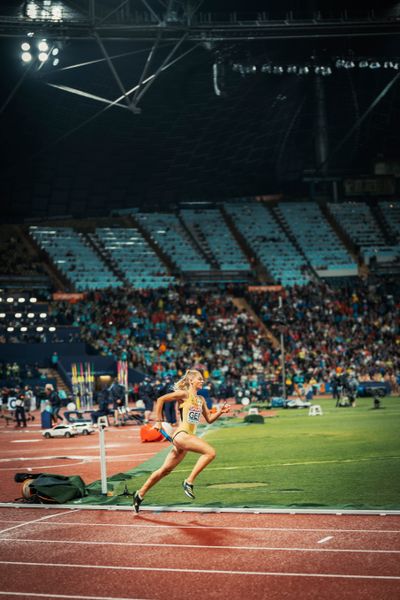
left=38, top=52, right=48, bottom=62
left=51, top=47, right=59, bottom=56
left=18, top=297, right=26, bottom=303
left=21, top=42, right=31, bottom=51
left=7, top=327, right=14, bottom=332
left=27, top=313, right=35, bottom=318
left=38, top=40, right=49, bottom=52
left=22, top=52, right=33, bottom=63
left=49, top=326, right=56, bottom=332
left=39, top=313, right=47, bottom=318
left=30, top=297, right=37, bottom=303
left=15, top=313, right=22, bottom=318
left=36, top=326, right=44, bottom=332
left=51, top=5, right=63, bottom=21
left=21, top=327, right=28, bottom=332
left=0, top=313, right=5, bottom=318
left=26, top=2, right=38, bottom=19
left=6, top=297, right=14, bottom=303
left=53, top=58, right=59, bottom=66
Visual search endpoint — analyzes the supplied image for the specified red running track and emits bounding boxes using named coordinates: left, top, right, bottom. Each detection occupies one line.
left=0, top=508, right=399, bottom=600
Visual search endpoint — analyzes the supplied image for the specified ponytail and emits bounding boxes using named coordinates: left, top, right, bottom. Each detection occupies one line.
left=173, top=369, right=202, bottom=391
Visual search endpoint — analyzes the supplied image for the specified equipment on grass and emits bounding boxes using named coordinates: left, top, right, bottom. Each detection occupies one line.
left=309, top=404, right=323, bottom=416
left=271, top=397, right=285, bottom=408
left=244, top=414, right=265, bottom=424
left=15, top=472, right=87, bottom=503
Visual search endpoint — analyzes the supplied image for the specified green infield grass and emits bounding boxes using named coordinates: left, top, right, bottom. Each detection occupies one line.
left=119, top=396, right=400, bottom=510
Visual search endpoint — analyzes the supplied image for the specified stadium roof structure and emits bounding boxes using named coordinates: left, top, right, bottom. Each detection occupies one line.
left=1, top=1, right=400, bottom=218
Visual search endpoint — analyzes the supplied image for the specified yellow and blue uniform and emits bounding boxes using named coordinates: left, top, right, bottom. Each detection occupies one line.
left=173, top=392, right=204, bottom=438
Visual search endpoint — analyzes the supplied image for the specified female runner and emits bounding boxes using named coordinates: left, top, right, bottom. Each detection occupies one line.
left=133, top=369, right=230, bottom=512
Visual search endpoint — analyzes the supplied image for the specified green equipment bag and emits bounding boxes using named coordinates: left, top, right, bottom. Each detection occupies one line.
left=16, top=473, right=87, bottom=504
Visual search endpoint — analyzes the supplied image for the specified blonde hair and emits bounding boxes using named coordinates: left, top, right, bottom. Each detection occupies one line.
left=173, top=369, right=203, bottom=392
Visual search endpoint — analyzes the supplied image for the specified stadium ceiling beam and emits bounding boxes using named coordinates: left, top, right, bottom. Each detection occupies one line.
left=94, top=31, right=135, bottom=111
left=1, top=16, right=400, bottom=41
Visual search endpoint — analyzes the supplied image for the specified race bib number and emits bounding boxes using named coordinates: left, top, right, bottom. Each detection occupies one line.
left=187, top=408, right=201, bottom=424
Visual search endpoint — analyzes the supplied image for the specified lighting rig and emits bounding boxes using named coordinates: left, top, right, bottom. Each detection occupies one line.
left=0, top=296, right=57, bottom=336
left=232, top=57, right=400, bottom=77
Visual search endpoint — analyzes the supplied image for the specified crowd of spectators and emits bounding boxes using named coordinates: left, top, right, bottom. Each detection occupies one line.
left=49, top=285, right=274, bottom=399
left=0, top=330, right=81, bottom=344
left=0, top=362, right=41, bottom=386
left=2, top=278, right=399, bottom=402
left=246, top=278, right=400, bottom=394
left=47, top=280, right=399, bottom=398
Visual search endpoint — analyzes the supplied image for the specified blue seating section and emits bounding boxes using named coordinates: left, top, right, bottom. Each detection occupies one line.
left=379, top=201, right=400, bottom=241
left=276, top=202, right=356, bottom=271
left=328, top=202, right=400, bottom=264
left=30, top=226, right=122, bottom=291
left=224, top=201, right=310, bottom=286
left=135, top=212, right=211, bottom=271
left=94, top=227, right=175, bottom=289
left=179, top=208, right=250, bottom=272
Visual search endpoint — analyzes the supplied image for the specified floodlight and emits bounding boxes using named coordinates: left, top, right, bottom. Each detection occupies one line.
left=22, top=52, right=32, bottom=63
left=21, top=42, right=31, bottom=51
left=49, top=326, right=56, bottom=332
left=0, top=314, right=5, bottom=318
left=52, top=48, right=59, bottom=56
left=38, top=40, right=49, bottom=52
left=15, top=313, right=22, bottom=318
left=52, top=58, right=59, bottom=66
left=18, top=297, right=25, bottom=303
left=7, top=327, right=14, bottom=332
left=39, top=313, right=47, bottom=318
left=38, top=52, right=48, bottom=62
left=36, top=326, right=44, bottom=332
left=6, top=298, right=14, bottom=303
left=30, top=297, right=37, bottom=303
left=27, top=313, right=35, bottom=318
left=21, top=327, right=28, bottom=332
left=369, top=61, right=381, bottom=69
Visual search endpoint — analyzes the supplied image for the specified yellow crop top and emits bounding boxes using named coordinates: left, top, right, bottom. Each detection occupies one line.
left=176, top=392, right=204, bottom=436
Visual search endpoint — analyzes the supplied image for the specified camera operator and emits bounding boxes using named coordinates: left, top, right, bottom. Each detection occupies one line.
left=346, top=372, right=359, bottom=407
left=91, top=385, right=113, bottom=425
left=45, top=383, right=62, bottom=424
left=109, top=379, right=126, bottom=425
left=15, top=392, right=27, bottom=428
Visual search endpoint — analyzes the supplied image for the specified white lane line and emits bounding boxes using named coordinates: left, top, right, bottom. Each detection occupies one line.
left=11, top=440, right=41, bottom=443
left=0, top=453, right=156, bottom=463
left=2, top=520, right=398, bottom=534
left=1, top=537, right=399, bottom=554
left=0, top=510, right=80, bottom=534
left=318, top=536, right=333, bottom=544
left=0, top=461, right=87, bottom=471
left=0, top=593, right=151, bottom=600
left=1, top=560, right=400, bottom=580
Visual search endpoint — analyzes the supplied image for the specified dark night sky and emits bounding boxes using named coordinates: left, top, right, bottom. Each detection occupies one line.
left=1, top=1, right=400, bottom=219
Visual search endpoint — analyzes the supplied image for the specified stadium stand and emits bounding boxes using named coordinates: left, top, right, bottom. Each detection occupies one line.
left=224, top=200, right=310, bottom=286
left=92, top=227, right=175, bottom=289
left=179, top=208, right=250, bottom=272
left=135, top=212, right=212, bottom=272
left=276, top=202, right=357, bottom=273
left=327, top=201, right=400, bottom=265
left=378, top=200, right=400, bottom=246
left=29, top=226, right=122, bottom=291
